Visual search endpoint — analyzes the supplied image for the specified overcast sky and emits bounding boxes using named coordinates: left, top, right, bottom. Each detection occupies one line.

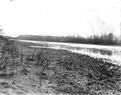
left=0, top=0, right=120, bottom=37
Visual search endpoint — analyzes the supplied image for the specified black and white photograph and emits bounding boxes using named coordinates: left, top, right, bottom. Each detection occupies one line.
left=0, top=0, right=121, bottom=95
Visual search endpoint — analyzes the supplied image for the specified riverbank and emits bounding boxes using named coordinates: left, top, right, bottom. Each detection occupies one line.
left=0, top=39, right=121, bottom=95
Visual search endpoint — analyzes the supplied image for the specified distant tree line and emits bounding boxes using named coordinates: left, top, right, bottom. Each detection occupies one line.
left=17, top=33, right=121, bottom=45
